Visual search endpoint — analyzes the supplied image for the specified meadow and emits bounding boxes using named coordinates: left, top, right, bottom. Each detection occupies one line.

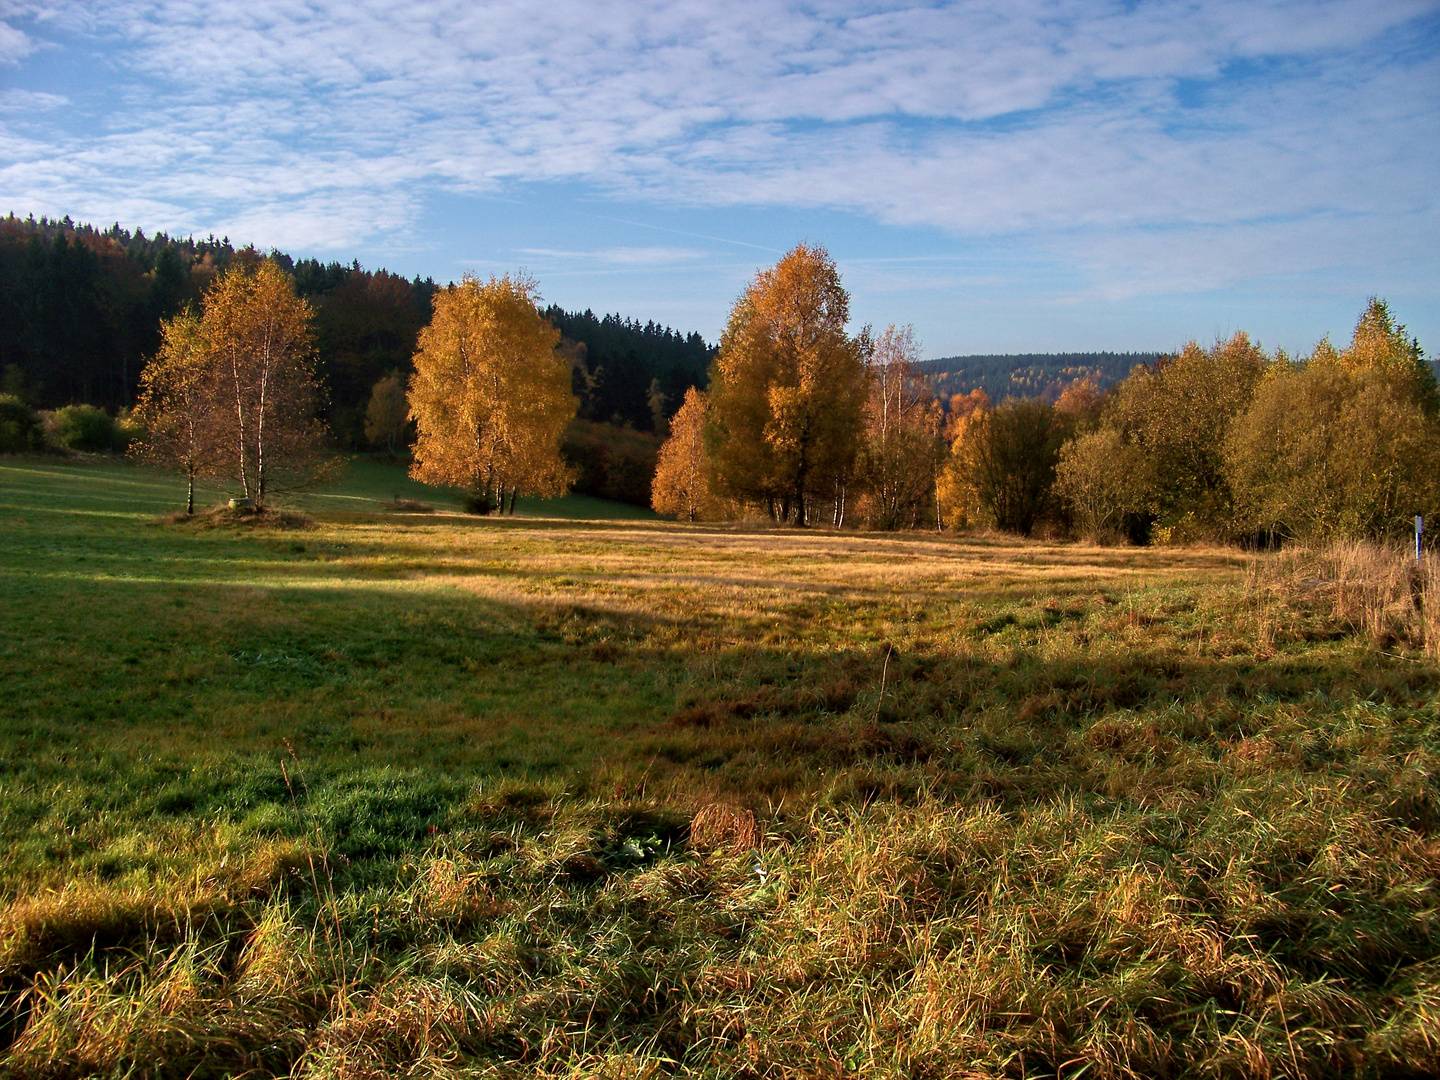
left=1, top=456, right=1438, bottom=1078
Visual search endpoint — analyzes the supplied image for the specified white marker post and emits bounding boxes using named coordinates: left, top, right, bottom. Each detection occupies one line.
left=1417, top=515, right=1424, bottom=563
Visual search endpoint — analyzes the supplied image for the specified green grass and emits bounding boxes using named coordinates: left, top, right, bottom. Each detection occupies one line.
left=2, top=456, right=1439, bottom=1077
left=291, top=456, right=659, bottom=520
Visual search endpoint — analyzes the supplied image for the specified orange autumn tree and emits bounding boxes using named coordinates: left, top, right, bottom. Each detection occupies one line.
left=706, top=244, right=867, bottom=525
left=652, top=386, right=721, bottom=521
left=935, top=388, right=990, bottom=528
left=408, top=274, right=576, bottom=513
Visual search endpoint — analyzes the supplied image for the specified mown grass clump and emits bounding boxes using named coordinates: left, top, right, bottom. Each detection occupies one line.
left=2, top=457, right=1440, bottom=1076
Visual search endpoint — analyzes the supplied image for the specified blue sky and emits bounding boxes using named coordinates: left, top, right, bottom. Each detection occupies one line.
left=2, top=1, right=1437, bottom=358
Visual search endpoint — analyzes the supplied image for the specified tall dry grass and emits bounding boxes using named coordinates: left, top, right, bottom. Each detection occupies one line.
left=1284, top=540, right=1440, bottom=657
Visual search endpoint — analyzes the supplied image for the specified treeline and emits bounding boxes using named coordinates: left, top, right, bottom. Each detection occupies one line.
left=920, top=352, right=1160, bottom=403
left=652, top=244, right=1434, bottom=546
left=1052, top=312, right=1438, bottom=544
left=0, top=215, right=205, bottom=409
left=14, top=213, right=1429, bottom=542
left=0, top=215, right=713, bottom=502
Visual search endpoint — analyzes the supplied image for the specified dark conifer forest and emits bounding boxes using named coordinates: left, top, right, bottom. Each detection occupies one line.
left=0, top=214, right=714, bottom=456
left=544, top=306, right=713, bottom=431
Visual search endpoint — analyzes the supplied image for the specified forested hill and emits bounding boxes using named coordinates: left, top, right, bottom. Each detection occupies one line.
left=0, top=213, right=715, bottom=448
left=545, top=306, right=713, bottom=432
left=0, top=214, right=442, bottom=446
left=919, top=352, right=1162, bottom=403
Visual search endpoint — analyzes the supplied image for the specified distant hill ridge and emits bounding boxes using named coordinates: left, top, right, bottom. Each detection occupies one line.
left=918, top=352, right=1163, bottom=403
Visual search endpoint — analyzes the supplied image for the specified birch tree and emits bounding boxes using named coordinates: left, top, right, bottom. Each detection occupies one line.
left=200, top=258, right=327, bottom=506
left=856, top=324, right=944, bottom=530
left=135, top=258, right=329, bottom=510
left=132, top=310, right=215, bottom=514
left=408, top=274, right=576, bottom=513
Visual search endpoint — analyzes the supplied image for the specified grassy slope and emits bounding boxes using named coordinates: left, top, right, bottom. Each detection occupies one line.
left=1, top=457, right=1438, bottom=1078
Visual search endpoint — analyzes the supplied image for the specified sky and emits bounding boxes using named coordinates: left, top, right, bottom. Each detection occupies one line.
left=1, top=0, right=1437, bottom=358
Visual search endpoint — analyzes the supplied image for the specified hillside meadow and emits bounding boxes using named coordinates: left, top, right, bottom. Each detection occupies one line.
left=1, top=456, right=1438, bottom=1078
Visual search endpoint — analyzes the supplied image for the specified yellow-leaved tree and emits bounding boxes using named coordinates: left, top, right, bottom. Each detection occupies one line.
left=201, top=257, right=330, bottom=506
left=133, top=310, right=216, bottom=514
left=651, top=386, right=720, bottom=521
left=935, top=389, right=990, bottom=529
left=707, top=244, right=867, bottom=526
left=1225, top=300, right=1440, bottom=541
left=135, top=256, right=332, bottom=510
left=408, top=274, right=576, bottom=513
left=1340, top=297, right=1438, bottom=411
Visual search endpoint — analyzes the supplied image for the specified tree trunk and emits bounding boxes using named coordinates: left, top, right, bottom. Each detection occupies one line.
left=230, top=347, right=252, bottom=500
left=254, top=346, right=270, bottom=508
left=186, top=468, right=194, bottom=516
left=793, top=420, right=810, bottom=527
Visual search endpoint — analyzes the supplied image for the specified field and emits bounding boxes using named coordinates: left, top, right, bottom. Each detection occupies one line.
left=2, top=456, right=1439, bottom=1078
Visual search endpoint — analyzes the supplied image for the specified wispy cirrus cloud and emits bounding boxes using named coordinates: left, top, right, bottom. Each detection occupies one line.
left=0, top=88, right=63, bottom=112
left=0, top=19, right=32, bottom=65
left=513, top=247, right=707, bottom=267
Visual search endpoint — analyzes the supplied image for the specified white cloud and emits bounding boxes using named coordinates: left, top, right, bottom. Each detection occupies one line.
left=0, top=88, right=64, bottom=111
left=0, top=19, right=33, bottom=65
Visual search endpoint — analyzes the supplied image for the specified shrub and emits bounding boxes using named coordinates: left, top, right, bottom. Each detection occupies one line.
left=949, top=398, right=1066, bottom=536
left=462, top=491, right=494, bottom=515
left=1054, top=427, right=1150, bottom=541
left=115, top=408, right=146, bottom=448
left=45, top=404, right=129, bottom=453
left=1226, top=355, right=1440, bottom=541
left=563, top=419, right=661, bottom=507
left=0, top=394, right=43, bottom=453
